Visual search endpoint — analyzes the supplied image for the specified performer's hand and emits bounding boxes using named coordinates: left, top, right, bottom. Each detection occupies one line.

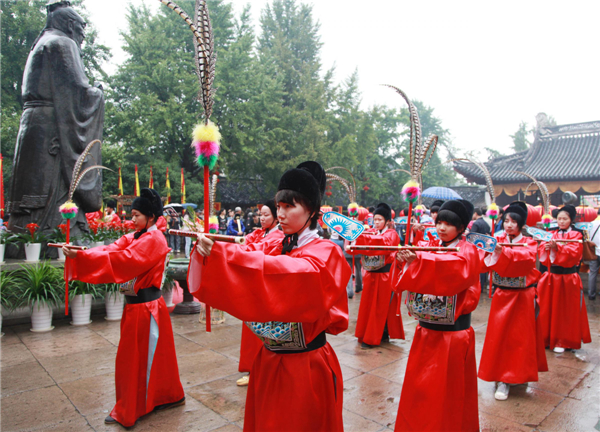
left=494, top=244, right=503, bottom=254
left=195, top=233, right=214, bottom=257
left=62, top=245, right=78, bottom=259
left=396, top=249, right=417, bottom=265
left=412, top=222, right=423, bottom=232
left=548, top=239, right=558, bottom=250
left=238, top=231, right=243, bottom=236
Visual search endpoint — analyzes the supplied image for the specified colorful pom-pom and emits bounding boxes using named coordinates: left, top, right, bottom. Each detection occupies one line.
left=59, top=201, right=79, bottom=219
left=191, top=121, right=221, bottom=170
left=414, top=204, right=425, bottom=217
left=542, top=213, right=552, bottom=228
left=348, top=202, right=359, bottom=217
left=401, top=180, right=420, bottom=204
left=209, top=216, right=219, bottom=234
left=486, top=203, right=499, bottom=219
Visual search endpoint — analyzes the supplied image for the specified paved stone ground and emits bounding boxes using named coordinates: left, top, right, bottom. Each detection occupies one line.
left=1, top=289, right=599, bottom=432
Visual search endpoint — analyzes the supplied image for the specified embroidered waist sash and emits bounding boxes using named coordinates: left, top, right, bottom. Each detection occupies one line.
left=419, top=313, right=471, bottom=332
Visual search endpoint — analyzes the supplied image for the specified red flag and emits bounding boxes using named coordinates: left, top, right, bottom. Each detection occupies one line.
left=149, top=166, right=154, bottom=189
left=166, top=168, right=171, bottom=204
left=181, top=168, right=186, bottom=203
left=118, top=166, right=124, bottom=196
left=134, top=165, right=140, bottom=197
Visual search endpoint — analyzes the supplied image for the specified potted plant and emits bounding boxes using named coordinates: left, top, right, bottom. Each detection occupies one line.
left=14, top=262, right=63, bottom=332
left=47, top=224, right=68, bottom=260
left=0, top=271, right=18, bottom=335
left=0, top=229, right=18, bottom=263
left=162, top=273, right=176, bottom=308
left=69, top=280, right=103, bottom=325
left=10, top=223, right=47, bottom=262
left=86, top=221, right=105, bottom=248
left=103, top=283, right=124, bottom=321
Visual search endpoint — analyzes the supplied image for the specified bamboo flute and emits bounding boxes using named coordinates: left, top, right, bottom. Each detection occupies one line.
left=346, top=245, right=459, bottom=252
left=168, top=229, right=245, bottom=245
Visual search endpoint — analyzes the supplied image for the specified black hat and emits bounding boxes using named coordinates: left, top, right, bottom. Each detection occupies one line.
left=439, top=199, right=474, bottom=228
left=557, top=204, right=577, bottom=221
left=373, top=202, right=392, bottom=221
left=106, top=199, right=117, bottom=209
left=131, top=188, right=163, bottom=219
left=263, top=199, right=278, bottom=220
left=277, top=161, right=326, bottom=209
left=504, top=201, right=528, bottom=224
left=431, top=200, right=445, bottom=208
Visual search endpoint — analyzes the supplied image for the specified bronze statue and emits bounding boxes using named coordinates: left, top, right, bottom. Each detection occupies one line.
left=8, top=1, right=104, bottom=245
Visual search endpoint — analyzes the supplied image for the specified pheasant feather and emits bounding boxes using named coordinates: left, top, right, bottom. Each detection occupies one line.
left=326, top=167, right=357, bottom=202
left=448, top=158, right=496, bottom=203
left=514, top=171, right=550, bottom=214
left=69, top=139, right=101, bottom=201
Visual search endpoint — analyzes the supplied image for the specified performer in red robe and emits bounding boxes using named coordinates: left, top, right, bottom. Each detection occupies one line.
left=394, top=199, right=482, bottom=432
left=189, top=162, right=350, bottom=432
left=537, top=204, right=591, bottom=352
left=478, top=202, right=547, bottom=401
left=236, top=199, right=284, bottom=387
left=64, top=188, right=184, bottom=428
left=347, top=203, right=404, bottom=348
left=103, top=198, right=121, bottom=224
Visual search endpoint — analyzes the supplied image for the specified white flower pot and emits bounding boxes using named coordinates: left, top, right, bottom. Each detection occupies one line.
left=71, top=294, right=93, bottom=325
left=1, top=314, right=3, bottom=336
left=0, top=244, right=5, bottom=263
left=25, top=243, right=42, bottom=262
left=30, top=301, right=54, bottom=332
left=105, top=291, right=124, bottom=321
left=57, top=247, right=65, bottom=261
left=93, top=241, right=105, bottom=248
left=162, top=289, right=174, bottom=307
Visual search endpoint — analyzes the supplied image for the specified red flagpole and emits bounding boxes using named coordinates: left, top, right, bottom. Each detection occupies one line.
left=204, top=166, right=211, bottom=331
left=65, top=219, right=70, bottom=315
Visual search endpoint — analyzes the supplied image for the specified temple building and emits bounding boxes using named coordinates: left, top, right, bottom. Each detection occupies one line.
left=453, top=114, right=600, bottom=207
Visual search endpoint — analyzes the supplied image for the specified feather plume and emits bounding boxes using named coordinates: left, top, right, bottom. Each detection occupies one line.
left=326, top=173, right=354, bottom=202
left=159, top=0, right=216, bottom=123
left=514, top=171, right=550, bottom=213
left=209, top=173, right=218, bottom=216
left=69, top=139, right=101, bottom=200
left=70, top=165, right=114, bottom=200
left=326, top=167, right=356, bottom=202
left=447, top=158, right=496, bottom=203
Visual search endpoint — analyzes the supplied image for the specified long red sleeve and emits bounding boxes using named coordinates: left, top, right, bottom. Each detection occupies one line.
left=189, top=237, right=350, bottom=329
left=348, top=229, right=400, bottom=259
left=68, top=229, right=169, bottom=292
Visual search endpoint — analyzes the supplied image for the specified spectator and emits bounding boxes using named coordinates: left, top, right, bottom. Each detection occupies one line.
left=470, top=207, right=491, bottom=291
left=218, top=209, right=228, bottom=235
left=168, top=212, right=181, bottom=253
left=227, top=213, right=245, bottom=236
left=227, top=209, right=234, bottom=223
left=182, top=210, right=194, bottom=259
left=587, top=208, right=600, bottom=300
left=245, top=212, right=260, bottom=234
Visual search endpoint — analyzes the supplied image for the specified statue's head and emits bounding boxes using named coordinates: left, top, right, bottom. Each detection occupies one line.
left=46, top=2, right=86, bottom=47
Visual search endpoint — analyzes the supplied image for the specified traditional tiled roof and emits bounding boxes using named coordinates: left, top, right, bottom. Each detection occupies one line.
left=454, top=120, right=600, bottom=184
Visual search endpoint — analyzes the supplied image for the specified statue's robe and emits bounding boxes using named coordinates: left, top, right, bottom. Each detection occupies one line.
left=8, top=28, right=104, bottom=239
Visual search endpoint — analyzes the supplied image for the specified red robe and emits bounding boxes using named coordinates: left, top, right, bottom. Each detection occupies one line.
left=348, top=228, right=404, bottom=345
left=537, top=229, right=591, bottom=349
left=104, top=211, right=121, bottom=224
left=394, top=238, right=482, bottom=432
left=478, top=234, right=548, bottom=384
left=68, top=227, right=184, bottom=427
left=238, top=226, right=285, bottom=373
left=188, top=232, right=350, bottom=432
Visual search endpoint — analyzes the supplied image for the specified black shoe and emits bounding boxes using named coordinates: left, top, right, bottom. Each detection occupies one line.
left=348, top=295, right=354, bottom=299
left=361, top=342, right=374, bottom=349
left=380, top=335, right=390, bottom=343
left=589, top=296, right=596, bottom=301
left=105, top=416, right=117, bottom=424
left=355, top=287, right=363, bottom=293
left=154, top=397, right=186, bottom=412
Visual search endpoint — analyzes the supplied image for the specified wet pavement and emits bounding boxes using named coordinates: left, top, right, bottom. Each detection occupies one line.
left=1, top=290, right=599, bottom=431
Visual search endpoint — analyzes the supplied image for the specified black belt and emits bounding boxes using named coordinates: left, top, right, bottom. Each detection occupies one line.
left=23, top=100, right=54, bottom=108
left=419, top=313, right=471, bottom=332
left=368, top=263, right=391, bottom=274
left=125, top=286, right=162, bottom=304
left=493, top=283, right=537, bottom=291
left=265, top=331, right=326, bottom=354
left=550, top=265, right=578, bottom=275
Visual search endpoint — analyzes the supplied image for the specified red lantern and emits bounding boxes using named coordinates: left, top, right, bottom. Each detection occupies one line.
left=357, top=206, right=369, bottom=221
left=363, top=185, right=370, bottom=191
left=576, top=206, right=597, bottom=222
left=320, top=205, right=333, bottom=214
left=391, top=209, right=396, bottom=219
left=325, top=191, right=332, bottom=197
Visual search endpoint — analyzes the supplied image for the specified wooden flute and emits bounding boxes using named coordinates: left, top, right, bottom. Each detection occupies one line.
left=168, top=229, right=245, bottom=245
left=498, top=243, right=528, bottom=247
left=47, top=243, right=88, bottom=250
left=346, top=245, right=459, bottom=252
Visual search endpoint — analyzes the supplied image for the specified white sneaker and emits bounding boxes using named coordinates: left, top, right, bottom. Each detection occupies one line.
left=553, top=347, right=565, bottom=353
left=495, top=382, right=509, bottom=401
left=236, top=375, right=250, bottom=386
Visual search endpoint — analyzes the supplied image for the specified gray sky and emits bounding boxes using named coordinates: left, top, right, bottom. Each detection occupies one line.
left=85, top=0, right=600, bottom=159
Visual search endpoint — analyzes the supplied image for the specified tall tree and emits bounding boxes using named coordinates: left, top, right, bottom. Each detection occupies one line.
left=510, top=121, right=532, bottom=153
